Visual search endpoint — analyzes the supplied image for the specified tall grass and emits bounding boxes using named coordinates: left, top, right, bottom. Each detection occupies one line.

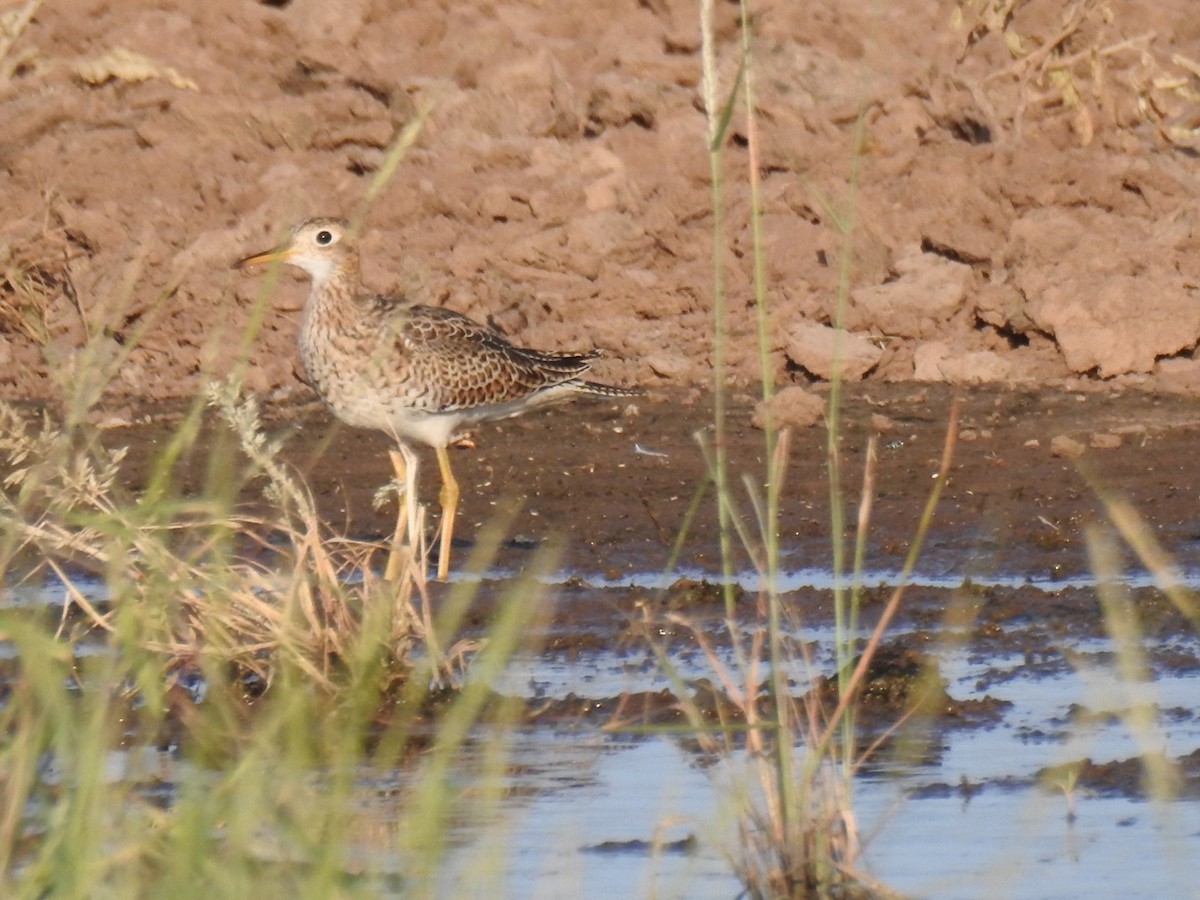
left=1088, top=488, right=1200, bottom=802
left=675, top=2, right=960, bottom=895
left=1018, top=495, right=1200, bottom=892
left=0, top=370, right=554, bottom=897
left=0, top=368, right=536, bottom=886
left=683, top=0, right=1197, bottom=884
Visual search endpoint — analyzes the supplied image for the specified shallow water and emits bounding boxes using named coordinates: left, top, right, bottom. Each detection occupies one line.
left=452, top=560, right=1200, bottom=593
left=7, top=561, right=1200, bottom=898
left=464, top=631, right=1200, bottom=898
left=437, top=736, right=742, bottom=899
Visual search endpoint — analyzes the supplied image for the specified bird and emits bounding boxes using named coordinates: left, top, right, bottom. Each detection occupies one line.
left=234, top=217, right=640, bottom=581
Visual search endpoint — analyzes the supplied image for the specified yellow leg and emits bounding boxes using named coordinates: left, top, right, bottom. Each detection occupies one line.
left=388, top=449, right=408, bottom=548
left=435, top=444, right=459, bottom=582
left=385, top=445, right=420, bottom=582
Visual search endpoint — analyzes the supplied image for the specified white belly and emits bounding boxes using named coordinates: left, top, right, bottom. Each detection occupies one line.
left=333, top=393, right=465, bottom=447
left=323, top=381, right=581, bottom=448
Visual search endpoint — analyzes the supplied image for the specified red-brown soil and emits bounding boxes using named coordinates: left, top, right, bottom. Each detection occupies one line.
left=4, top=0, right=1200, bottom=409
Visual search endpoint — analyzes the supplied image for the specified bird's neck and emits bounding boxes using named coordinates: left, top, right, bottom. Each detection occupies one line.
left=302, top=254, right=366, bottom=344
left=308, top=253, right=360, bottom=295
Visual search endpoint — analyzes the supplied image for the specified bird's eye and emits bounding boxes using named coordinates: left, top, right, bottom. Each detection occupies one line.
left=315, top=230, right=334, bottom=246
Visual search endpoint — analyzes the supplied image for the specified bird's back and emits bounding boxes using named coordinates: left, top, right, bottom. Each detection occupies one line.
left=304, top=296, right=634, bottom=445
left=392, top=303, right=601, bottom=408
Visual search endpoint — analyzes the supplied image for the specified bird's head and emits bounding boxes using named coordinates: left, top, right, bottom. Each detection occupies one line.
left=234, top=217, right=354, bottom=285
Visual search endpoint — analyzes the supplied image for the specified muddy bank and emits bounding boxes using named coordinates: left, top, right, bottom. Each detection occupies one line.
left=169, top=383, right=1200, bottom=585
left=102, top=384, right=1200, bottom=711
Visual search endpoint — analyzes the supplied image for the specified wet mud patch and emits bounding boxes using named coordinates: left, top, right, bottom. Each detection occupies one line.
left=93, top=383, right=1200, bottom=687
left=1038, top=750, right=1200, bottom=802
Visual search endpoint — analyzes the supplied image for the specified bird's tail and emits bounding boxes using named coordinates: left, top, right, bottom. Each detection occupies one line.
left=572, top=380, right=644, bottom=398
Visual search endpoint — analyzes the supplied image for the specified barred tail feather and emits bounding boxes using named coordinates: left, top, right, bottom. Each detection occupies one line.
left=572, top=379, right=644, bottom=398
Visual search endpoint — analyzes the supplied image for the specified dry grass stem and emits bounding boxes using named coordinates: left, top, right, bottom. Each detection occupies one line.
left=0, top=379, right=426, bottom=686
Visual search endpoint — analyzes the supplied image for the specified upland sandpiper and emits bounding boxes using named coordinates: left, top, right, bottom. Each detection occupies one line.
left=235, top=217, right=639, bottom=581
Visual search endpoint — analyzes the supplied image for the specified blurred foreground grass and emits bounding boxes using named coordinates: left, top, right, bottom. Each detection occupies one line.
left=0, top=376, right=557, bottom=896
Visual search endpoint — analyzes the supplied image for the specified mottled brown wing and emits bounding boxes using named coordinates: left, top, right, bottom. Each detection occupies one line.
left=395, top=305, right=598, bottom=411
